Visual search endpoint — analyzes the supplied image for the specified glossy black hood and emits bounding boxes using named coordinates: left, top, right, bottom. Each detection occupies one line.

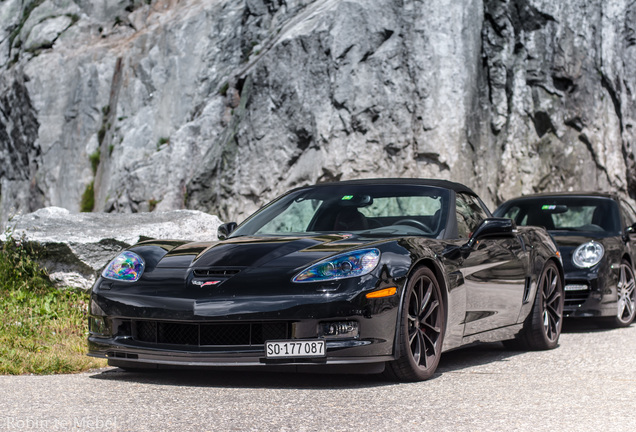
left=152, top=234, right=373, bottom=270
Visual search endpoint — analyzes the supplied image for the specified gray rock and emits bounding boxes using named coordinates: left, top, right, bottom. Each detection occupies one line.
left=1, top=0, right=636, bottom=228
left=2, top=207, right=223, bottom=290
left=23, top=15, right=74, bottom=51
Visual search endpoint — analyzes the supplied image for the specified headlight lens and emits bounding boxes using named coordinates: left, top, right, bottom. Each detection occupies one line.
left=572, top=241, right=604, bottom=268
left=292, top=248, right=380, bottom=283
left=102, top=251, right=145, bottom=282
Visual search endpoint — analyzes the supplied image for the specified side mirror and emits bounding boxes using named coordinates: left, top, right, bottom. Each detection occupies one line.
left=623, top=224, right=636, bottom=242
left=217, top=222, right=237, bottom=240
left=465, top=218, right=516, bottom=248
left=444, top=218, right=517, bottom=260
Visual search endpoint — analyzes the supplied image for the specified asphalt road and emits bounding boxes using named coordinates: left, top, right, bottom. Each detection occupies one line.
left=1, top=320, right=634, bottom=432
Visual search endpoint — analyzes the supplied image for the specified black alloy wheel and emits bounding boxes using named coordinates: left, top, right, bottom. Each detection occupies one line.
left=385, top=267, right=445, bottom=382
left=509, top=260, right=563, bottom=350
left=610, top=260, right=636, bottom=327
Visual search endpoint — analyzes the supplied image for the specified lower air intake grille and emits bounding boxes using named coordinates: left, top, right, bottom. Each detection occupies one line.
left=564, top=289, right=590, bottom=312
left=133, top=321, right=290, bottom=346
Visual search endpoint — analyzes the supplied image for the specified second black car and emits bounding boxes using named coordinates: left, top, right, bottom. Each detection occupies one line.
left=496, top=192, right=636, bottom=327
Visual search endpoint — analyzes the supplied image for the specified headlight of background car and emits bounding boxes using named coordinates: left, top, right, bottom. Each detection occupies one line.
left=572, top=241, right=604, bottom=268
left=292, top=248, right=380, bottom=283
left=102, top=251, right=145, bottom=282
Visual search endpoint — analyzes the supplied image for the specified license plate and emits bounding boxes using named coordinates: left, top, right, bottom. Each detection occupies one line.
left=265, top=340, right=326, bottom=358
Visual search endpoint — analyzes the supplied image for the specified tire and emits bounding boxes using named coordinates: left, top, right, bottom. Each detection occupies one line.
left=385, top=267, right=445, bottom=382
left=604, top=260, right=636, bottom=328
left=508, top=260, right=564, bottom=350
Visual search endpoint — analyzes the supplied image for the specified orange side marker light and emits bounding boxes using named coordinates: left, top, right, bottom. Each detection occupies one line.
left=366, top=287, right=397, bottom=299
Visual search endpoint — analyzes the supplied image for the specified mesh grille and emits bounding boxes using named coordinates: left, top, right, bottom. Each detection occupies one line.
left=133, top=321, right=290, bottom=346
left=158, top=322, right=199, bottom=345
left=136, top=321, right=157, bottom=343
left=259, top=323, right=289, bottom=344
left=200, top=323, right=251, bottom=345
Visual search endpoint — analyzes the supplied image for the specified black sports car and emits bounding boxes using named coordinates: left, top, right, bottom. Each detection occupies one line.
left=495, top=192, right=636, bottom=327
left=89, top=179, right=564, bottom=381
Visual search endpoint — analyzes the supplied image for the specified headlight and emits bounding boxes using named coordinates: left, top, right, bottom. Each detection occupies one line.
left=102, top=251, right=145, bottom=282
left=292, top=248, right=380, bottom=283
left=572, top=241, right=604, bottom=268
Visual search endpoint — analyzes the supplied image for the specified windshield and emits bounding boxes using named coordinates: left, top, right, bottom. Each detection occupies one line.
left=496, top=196, right=621, bottom=234
left=231, top=184, right=450, bottom=238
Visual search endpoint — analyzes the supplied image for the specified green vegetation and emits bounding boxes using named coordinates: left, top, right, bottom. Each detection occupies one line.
left=67, top=13, right=80, bottom=25
left=242, top=41, right=259, bottom=61
left=0, top=233, right=106, bottom=374
left=148, top=198, right=161, bottom=212
left=80, top=181, right=95, bottom=212
left=97, top=125, right=106, bottom=145
left=157, top=137, right=170, bottom=151
left=89, top=150, right=101, bottom=175
left=219, top=81, right=229, bottom=96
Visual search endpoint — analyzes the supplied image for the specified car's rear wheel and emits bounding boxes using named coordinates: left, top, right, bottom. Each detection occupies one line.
left=507, top=260, right=563, bottom=350
left=608, top=260, right=636, bottom=327
left=385, top=267, right=445, bottom=382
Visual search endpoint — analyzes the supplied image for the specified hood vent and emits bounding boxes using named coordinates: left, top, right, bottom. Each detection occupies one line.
left=192, top=268, right=242, bottom=277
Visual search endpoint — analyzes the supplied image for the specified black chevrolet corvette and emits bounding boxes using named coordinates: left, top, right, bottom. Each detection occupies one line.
left=89, top=179, right=564, bottom=381
left=495, top=192, right=636, bottom=327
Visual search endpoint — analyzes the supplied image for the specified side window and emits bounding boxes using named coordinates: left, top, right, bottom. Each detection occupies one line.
left=456, top=193, right=488, bottom=238
left=501, top=206, right=521, bottom=223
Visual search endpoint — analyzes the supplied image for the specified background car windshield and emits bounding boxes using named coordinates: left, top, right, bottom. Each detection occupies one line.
left=498, top=197, right=621, bottom=234
left=232, top=184, right=449, bottom=237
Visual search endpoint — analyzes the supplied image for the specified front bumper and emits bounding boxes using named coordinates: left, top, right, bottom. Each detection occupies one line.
left=88, top=290, right=400, bottom=367
left=88, top=335, right=394, bottom=367
left=563, top=269, right=619, bottom=318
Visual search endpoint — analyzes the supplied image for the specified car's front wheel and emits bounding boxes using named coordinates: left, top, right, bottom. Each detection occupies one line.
left=385, top=267, right=445, bottom=382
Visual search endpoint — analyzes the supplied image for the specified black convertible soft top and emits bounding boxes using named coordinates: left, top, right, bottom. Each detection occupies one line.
left=309, top=178, right=478, bottom=196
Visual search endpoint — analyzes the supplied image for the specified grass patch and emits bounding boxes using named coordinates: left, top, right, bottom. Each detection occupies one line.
left=80, top=181, right=95, bottom=212
left=156, top=136, right=170, bottom=151
left=0, top=234, right=106, bottom=374
left=97, top=125, right=106, bottom=145
left=148, top=198, right=161, bottom=212
left=219, top=81, right=229, bottom=96
left=89, top=149, right=101, bottom=175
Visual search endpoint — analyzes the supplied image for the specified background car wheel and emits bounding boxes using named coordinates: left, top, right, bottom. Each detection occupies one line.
left=385, top=267, right=445, bottom=382
left=604, top=260, right=636, bottom=328
left=506, top=260, right=563, bottom=350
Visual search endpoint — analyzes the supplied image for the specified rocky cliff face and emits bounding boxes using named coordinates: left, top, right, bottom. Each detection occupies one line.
left=1, top=0, right=635, bottom=227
